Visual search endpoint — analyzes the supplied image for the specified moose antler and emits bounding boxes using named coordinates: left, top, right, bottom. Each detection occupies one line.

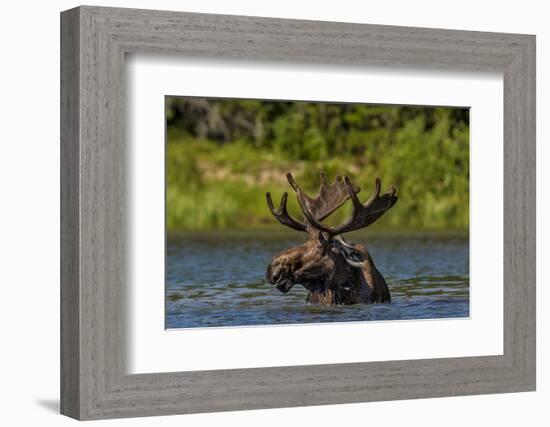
left=266, top=171, right=360, bottom=234
left=266, top=171, right=397, bottom=236
left=297, top=175, right=397, bottom=236
left=265, top=191, right=308, bottom=233
left=286, top=172, right=360, bottom=221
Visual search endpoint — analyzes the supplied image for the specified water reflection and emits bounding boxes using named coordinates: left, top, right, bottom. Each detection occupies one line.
left=166, top=230, right=469, bottom=328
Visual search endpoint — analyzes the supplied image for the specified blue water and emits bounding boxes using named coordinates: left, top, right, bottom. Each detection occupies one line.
left=166, top=230, right=469, bottom=329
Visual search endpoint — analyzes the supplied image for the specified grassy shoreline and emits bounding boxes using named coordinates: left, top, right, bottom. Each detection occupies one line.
left=167, top=227, right=469, bottom=242
left=167, top=136, right=469, bottom=232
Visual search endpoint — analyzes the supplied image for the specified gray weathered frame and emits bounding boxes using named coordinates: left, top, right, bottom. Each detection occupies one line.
left=60, top=5, right=536, bottom=420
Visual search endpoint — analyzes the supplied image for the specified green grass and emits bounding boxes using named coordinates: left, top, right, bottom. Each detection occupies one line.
left=166, top=131, right=469, bottom=231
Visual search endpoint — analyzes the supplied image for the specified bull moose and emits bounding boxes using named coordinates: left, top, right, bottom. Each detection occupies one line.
left=265, top=172, right=397, bottom=305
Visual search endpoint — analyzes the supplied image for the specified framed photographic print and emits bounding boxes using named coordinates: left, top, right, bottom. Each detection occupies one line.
left=61, top=5, right=536, bottom=420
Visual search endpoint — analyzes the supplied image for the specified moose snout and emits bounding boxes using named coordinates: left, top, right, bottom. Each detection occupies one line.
left=265, top=261, right=295, bottom=293
left=265, top=262, right=283, bottom=284
left=265, top=264, right=274, bottom=283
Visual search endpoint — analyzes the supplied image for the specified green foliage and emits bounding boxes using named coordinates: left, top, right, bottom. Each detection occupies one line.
left=166, top=99, right=469, bottom=231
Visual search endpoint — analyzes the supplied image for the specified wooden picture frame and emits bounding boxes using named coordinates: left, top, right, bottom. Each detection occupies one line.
left=60, top=5, right=536, bottom=420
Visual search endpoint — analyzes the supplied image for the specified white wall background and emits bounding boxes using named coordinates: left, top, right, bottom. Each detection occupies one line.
left=0, top=0, right=546, bottom=425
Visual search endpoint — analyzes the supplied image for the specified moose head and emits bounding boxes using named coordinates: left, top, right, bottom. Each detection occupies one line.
left=265, top=172, right=397, bottom=305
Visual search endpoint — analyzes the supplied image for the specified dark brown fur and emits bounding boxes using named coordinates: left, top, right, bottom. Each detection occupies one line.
left=265, top=237, right=390, bottom=305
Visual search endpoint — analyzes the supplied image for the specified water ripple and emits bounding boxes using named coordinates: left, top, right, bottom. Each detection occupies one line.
left=166, top=231, right=469, bottom=328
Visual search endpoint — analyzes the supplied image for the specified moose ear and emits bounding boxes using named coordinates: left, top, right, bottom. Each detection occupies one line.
left=337, top=240, right=366, bottom=268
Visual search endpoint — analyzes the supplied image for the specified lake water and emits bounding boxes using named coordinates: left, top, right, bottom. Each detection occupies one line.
left=166, top=230, right=469, bottom=329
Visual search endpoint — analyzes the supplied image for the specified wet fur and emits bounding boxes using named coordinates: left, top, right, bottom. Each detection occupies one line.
left=266, top=237, right=391, bottom=305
